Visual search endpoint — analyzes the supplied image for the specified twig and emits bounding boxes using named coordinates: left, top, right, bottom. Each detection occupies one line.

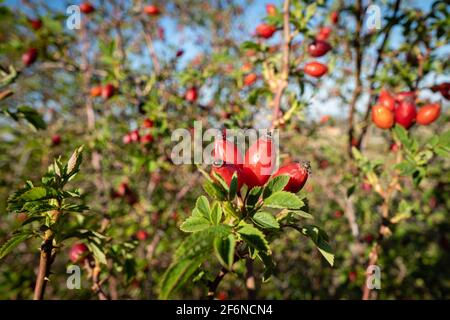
left=245, top=258, right=256, bottom=300
left=356, top=0, right=402, bottom=149
left=207, top=267, right=228, bottom=299
left=270, top=0, right=290, bottom=130
left=140, top=20, right=161, bottom=74
left=33, top=231, right=55, bottom=300
left=347, top=0, right=363, bottom=157
left=362, top=152, right=401, bottom=300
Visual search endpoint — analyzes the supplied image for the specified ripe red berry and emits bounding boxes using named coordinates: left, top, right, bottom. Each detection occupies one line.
left=255, top=23, right=277, bottom=39
left=217, top=291, right=228, bottom=300
left=69, top=243, right=89, bottom=263
left=143, top=118, right=154, bottom=128
left=416, top=103, right=441, bottom=125
left=144, top=5, right=161, bottom=16
left=395, top=91, right=416, bottom=103
left=395, top=100, right=416, bottom=129
left=319, top=159, right=329, bottom=169
left=244, top=73, right=257, bottom=86
left=334, top=210, right=343, bottom=218
left=364, top=234, right=374, bottom=243
left=330, top=11, right=339, bottom=24
left=176, top=49, right=184, bottom=57
left=316, top=26, right=332, bottom=41
left=28, top=18, right=42, bottom=30
left=214, top=137, right=243, bottom=165
left=431, top=83, right=450, bottom=100
left=90, top=85, right=102, bottom=97
left=304, top=61, right=328, bottom=78
left=22, top=48, right=38, bottom=66
left=136, top=230, right=149, bottom=241
left=390, top=143, right=399, bottom=153
left=378, top=89, right=396, bottom=111
left=123, top=134, right=132, bottom=144
left=242, top=136, right=275, bottom=188
left=348, top=271, right=357, bottom=283
left=362, top=182, right=372, bottom=192
left=101, top=84, right=115, bottom=100
left=141, top=134, right=154, bottom=144
left=266, top=4, right=277, bottom=16
left=271, top=162, right=309, bottom=193
left=371, top=104, right=394, bottom=129
left=130, top=130, right=140, bottom=142
left=185, top=87, right=198, bottom=102
left=80, top=2, right=95, bottom=14
left=320, top=115, right=331, bottom=124
left=51, top=135, right=61, bottom=146
left=211, top=163, right=243, bottom=191
left=307, top=40, right=332, bottom=57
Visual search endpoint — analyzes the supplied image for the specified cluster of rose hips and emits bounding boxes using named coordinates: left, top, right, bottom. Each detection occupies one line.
left=211, top=133, right=309, bottom=194
left=253, top=5, right=336, bottom=79
left=122, top=118, right=154, bottom=145
left=371, top=89, right=442, bottom=130
left=90, top=83, right=116, bottom=100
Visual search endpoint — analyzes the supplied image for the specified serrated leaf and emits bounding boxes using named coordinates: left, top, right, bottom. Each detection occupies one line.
left=180, top=216, right=211, bottom=232
left=264, top=191, right=304, bottom=209
left=203, top=180, right=227, bottom=200
left=290, top=210, right=314, bottom=220
left=0, top=233, right=33, bottom=260
left=19, top=187, right=58, bottom=202
left=238, top=223, right=270, bottom=253
left=252, top=211, right=280, bottom=229
left=393, top=124, right=411, bottom=149
left=228, top=173, right=238, bottom=199
left=87, top=242, right=107, bottom=265
left=159, top=256, right=205, bottom=299
left=263, top=175, right=289, bottom=199
left=196, top=196, right=211, bottom=220
left=210, top=202, right=222, bottom=225
left=300, top=225, right=334, bottom=266
left=246, top=186, right=263, bottom=208
left=213, top=234, right=236, bottom=270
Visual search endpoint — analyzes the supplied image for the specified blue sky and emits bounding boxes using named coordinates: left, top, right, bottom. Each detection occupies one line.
left=5, top=0, right=448, bottom=120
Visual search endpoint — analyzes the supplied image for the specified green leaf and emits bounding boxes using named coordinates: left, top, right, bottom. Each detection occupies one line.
left=346, top=185, right=356, bottom=197
left=159, top=256, right=205, bottom=299
left=393, top=124, right=411, bottom=149
left=210, top=202, right=222, bottom=225
left=263, top=175, right=289, bottom=199
left=180, top=216, right=211, bottom=232
left=87, top=242, right=107, bottom=265
left=238, top=223, right=270, bottom=253
left=252, top=211, right=280, bottom=229
left=300, top=225, right=334, bottom=266
left=264, top=191, right=304, bottom=209
left=289, top=210, right=314, bottom=220
left=203, top=180, right=227, bottom=201
left=213, top=234, right=236, bottom=270
left=17, top=106, right=46, bottom=130
left=222, top=201, right=240, bottom=219
left=0, top=233, right=33, bottom=260
left=228, top=173, right=238, bottom=199
left=19, top=187, right=58, bottom=202
left=246, top=186, right=263, bottom=208
left=196, top=196, right=211, bottom=220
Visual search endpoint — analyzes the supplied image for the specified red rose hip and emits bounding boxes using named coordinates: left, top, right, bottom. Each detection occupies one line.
left=304, top=61, right=328, bottom=78
left=272, top=162, right=309, bottom=193
left=69, top=243, right=89, bottom=263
